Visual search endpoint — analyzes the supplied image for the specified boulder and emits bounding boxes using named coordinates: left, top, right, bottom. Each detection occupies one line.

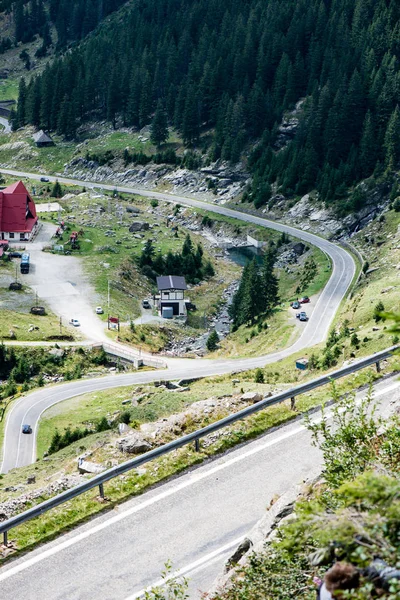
left=292, top=242, right=306, bottom=256
left=129, top=222, right=149, bottom=233
left=117, top=433, right=152, bottom=454
left=78, top=460, right=105, bottom=474
left=49, top=348, right=65, bottom=358
left=26, top=475, right=36, bottom=484
left=118, top=423, right=132, bottom=434
left=126, top=205, right=141, bottom=214
left=240, top=391, right=263, bottom=403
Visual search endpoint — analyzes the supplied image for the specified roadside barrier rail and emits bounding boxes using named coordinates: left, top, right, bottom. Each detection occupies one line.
left=0, top=344, right=398, bottom=546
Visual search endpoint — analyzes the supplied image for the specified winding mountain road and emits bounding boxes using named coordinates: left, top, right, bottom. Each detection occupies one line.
left=0, top=168, right=355, bottom=473
left=0, top=376, right=399, bottom=600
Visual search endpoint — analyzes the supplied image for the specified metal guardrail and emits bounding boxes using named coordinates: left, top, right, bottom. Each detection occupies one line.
left=0, top=344, right=398, bottom=545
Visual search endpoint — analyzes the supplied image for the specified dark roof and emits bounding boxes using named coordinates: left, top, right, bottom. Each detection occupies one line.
left=156, top=275, right=187, bottom=291
left=33, top=130, right=53, bottom=144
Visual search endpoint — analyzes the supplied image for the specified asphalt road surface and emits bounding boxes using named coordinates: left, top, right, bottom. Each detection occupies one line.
left=0, top=168, right=355, bottom=472
left=0, top=376, right=399, bottom=600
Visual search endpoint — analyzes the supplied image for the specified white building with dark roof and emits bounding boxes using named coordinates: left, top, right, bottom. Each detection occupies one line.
left=156, top=275, right=187, bottom=317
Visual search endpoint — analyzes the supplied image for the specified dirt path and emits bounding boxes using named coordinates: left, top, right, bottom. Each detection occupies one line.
left=24, top=223, right=108, bottom=342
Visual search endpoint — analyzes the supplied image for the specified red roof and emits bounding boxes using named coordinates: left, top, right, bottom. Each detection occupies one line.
left=0, top=181, right=38, bottom=234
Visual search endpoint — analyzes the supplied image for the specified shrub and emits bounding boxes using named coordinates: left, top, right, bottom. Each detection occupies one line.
left=96, top=417, right=110, bottom=432
left=119, top=411, right=131, bottom=425
left=350, top=332, right=359, bottom=347
left=373, top=301, right=385, bottom=323
left=254, top=368, right=264, bottom=383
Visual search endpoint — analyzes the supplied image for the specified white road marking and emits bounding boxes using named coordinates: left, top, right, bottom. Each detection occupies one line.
left=124, top=535, right=244, bottom=600
left=0, top=379, right=398, bottom=585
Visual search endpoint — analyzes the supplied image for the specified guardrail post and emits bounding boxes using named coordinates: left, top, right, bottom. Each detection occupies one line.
left=376, top=361, right=381, bottom=373
left=3, top=530, right=8, bottom=546
left=195, top=438, right=200, bottom=452
left=99, top=483, right=105, bottom=499
left=290, top=396, right=296, bottom=411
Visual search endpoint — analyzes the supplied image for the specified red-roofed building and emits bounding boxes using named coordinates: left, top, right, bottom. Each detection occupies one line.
left=0, top=181, right=38, bottom=242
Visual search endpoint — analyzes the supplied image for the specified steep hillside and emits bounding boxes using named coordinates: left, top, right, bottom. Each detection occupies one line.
left=10, top=0, right=400, bottom=215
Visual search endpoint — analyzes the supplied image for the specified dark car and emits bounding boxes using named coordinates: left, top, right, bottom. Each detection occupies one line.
left=291, top=300, right=300, bottom=309
left=22, top=424, right=32, bottom=434
left=9, top=251, right=22, bottom=258
left=40, top=176, right=50, bottom=182
left=300, top=296, right=310, bottom=304
left=142, top=299, right=151, bottom=309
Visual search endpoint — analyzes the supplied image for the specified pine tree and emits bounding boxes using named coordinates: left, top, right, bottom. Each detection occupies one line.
left=182, top=85, right=200, bottom=145
left=261, top=245, right=279, bottom=313
left=51, top=180, right=63, bottom=198
left=206, top=330, right=219, bottom=351
left=150, top=100, right=169, bottom=148
left=384, top=106, right=400, bottom=169
left=15, top=78, right=27, bottom=128
left=182, top=234, right=193, bottom=256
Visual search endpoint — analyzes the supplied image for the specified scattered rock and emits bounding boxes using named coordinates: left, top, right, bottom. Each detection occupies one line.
left=118, top=423, right=132, bottom=434
left=26, top=475, right=36, bottom=484
left=240, top=391, right=263, bottom=403
left=49, top=348, right=65, bottom=358
left=117, top=433, right=152, bottom=454
left=129, top=222, right=149, bottom=233
left=78, top=459, right=106, bottom=475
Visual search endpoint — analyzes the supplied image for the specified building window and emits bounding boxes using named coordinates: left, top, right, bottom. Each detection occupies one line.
left=20, top=233, right=26, bottom=240
left=9, top=233, right=14, bottom=239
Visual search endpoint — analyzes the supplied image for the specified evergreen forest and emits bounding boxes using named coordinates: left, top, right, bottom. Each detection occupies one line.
left=11, top=0, right=400, bottom=212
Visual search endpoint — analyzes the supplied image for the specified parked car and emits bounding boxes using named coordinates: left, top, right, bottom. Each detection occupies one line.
left=299, top=311, right=308, bottom=321
left=22, top=424, right=32, bottom=434
left=9, top=251, right=22, bottom=258
left=291, top=300, right=300, bottom=309
left=69, top=318, right=80, bottom=327
left=40, top=176, right=50, bottom=182
left=300, top=296, right=310, bottom=304
left=142, top=299, right=151, bottom=309
left=95, top=306, right=104, bottom=314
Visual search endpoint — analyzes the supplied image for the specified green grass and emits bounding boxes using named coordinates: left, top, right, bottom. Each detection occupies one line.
left=212, top=308, right=296, bottom=358
left=0, top=308, right=70, bottom=341
left=0, top=78, right=19, bottom=101
left=0, top=125, right=184, bottom=175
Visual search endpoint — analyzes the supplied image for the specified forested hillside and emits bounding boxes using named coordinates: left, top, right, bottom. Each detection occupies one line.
left=12, top=0, right=400, bottom=211
left=1, top=0, right=128, bottom=51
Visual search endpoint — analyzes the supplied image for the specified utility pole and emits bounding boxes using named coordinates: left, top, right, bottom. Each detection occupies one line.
left=107, top=280, right=110, bottom=309
left=59, top=316, right=62, bottom=335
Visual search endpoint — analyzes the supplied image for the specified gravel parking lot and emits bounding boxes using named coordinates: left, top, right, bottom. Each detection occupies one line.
left=20, top=223, right=107, bottom=341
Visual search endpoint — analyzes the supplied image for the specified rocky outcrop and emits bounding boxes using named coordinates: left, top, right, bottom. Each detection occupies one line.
left=63, top=157, right=249, bottom=204
left=284, top=182, right=390, bottom=237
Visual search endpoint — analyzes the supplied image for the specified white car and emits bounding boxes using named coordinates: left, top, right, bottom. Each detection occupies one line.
left=70, top=318, right=80, bottom=327
left=95, top=306, right=104, bottom=314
